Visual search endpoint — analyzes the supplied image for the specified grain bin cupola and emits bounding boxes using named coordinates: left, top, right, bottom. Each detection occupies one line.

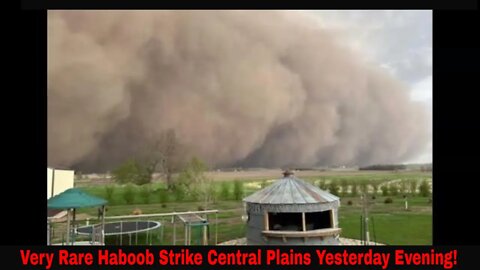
left=243, top=170, right=341, bottom=245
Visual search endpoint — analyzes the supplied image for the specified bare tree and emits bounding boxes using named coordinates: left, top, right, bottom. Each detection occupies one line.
left=141, top=129, right=187, bottom=189
left=160, top=129, right=187, bottom=189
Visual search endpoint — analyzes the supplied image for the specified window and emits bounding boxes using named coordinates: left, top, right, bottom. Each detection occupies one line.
left=268, top=212, right=302, bottom=231
left=305, top=211, right=332, bottom=230
left=266, top=210, right=333, bottom=231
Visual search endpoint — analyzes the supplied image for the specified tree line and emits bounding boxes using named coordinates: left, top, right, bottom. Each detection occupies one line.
left=109, top=129, right=217, bottom=208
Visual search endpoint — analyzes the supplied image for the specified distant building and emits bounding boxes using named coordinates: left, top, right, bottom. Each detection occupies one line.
left=47, top=167, right=74, bottom=200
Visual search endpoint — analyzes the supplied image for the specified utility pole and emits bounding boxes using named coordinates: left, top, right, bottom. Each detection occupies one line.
left=404, top=194, right=409, bottom=211
left=362, top=192, right=370, bottom=245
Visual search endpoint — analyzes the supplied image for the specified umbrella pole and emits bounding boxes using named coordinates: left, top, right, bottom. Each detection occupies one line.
left=66, top=209, right=71, bottom=245
left=101, top=205, right=105, bottom=245
left=72, top=208, right=76, bottom=244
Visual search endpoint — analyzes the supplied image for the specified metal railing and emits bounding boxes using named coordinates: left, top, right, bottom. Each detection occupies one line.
left=48, top=209, right=220, bottom=246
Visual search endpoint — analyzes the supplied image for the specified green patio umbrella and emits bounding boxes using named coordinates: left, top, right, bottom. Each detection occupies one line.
left=48, top=188, right=108, bottom=245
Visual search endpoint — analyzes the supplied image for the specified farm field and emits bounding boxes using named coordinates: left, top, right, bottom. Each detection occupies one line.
left=52, top=170, right=432, bottom=245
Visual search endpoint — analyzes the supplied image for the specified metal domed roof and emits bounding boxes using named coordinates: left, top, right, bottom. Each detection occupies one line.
left=243, top=173, right=339, bottom=205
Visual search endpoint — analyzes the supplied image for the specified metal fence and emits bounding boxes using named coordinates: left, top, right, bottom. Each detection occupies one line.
left=48, top=210, right=219, bottom=246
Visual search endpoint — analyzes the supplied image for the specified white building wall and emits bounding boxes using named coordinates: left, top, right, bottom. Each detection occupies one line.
left=47, top=168, right=74, bottom=199
left=47, top=168, right=53, bottom=199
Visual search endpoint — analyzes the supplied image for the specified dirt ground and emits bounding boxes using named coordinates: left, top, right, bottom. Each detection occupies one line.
left=204, top=169, right=390, bottom=181
left=76, top=169, right=394, bottom=186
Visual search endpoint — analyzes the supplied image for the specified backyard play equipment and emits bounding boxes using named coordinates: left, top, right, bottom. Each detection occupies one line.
left=76, top=220, right=162, bottom=245
left=174, top=213, right=209, bottom=245
left=48, top=207, right=219, bottom=245
left=47, top=188, right=108, bottom=245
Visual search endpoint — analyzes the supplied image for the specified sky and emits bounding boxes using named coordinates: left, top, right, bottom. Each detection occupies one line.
left=308, top=10, right=432, bottom=163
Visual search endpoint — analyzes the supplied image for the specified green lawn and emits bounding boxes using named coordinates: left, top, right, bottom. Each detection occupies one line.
left=338, top=196, right=432, bottom=245
left=59, top=171, right=432, bottom=245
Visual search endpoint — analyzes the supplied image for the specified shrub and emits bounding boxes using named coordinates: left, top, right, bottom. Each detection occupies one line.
left=371, top=182, right=379, bottom=195
left=328, top=182, right=340, bottom=196
left=158, top=189, right=169, bottom=204
left=389, top=184, right=399, bottom=196
left=318, top=179, right=327, bottom=190
left=112, top=159, right=151, bottom=185
left=104, top=185, right=115, bottom=203
left=220, top=182, right=230, bottom=200
left=360, top=182, right=368, bottom=195
left=341, top=179, right=349, bottom=196
left=399, top=180, right=407, bottom=195
left=419, top=179, right=431, bottom=197
left=351, top=183, right=358, bottom=197
left=384, top=197, right=393, bottom=204
left=210, top=187, right=218, bottom=204
left=123, top=184, right=136, bottom=204
left=409, top=180, right=418, bottom=195
left=260, top=180, right=268, bottom=189
left=381, top=185, right=389, bottom=196
left=139, top=185, right=151, bottom=204
left=233, top=181, right=244, bottom=200
left=173, top=185, right=186, bottom=201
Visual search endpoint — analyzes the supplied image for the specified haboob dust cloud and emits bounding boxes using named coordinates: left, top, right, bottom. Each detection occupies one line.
left=48, top=11, right=430, bottom=171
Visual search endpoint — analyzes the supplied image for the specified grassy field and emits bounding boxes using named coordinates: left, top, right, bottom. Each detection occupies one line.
left=338, top=196, right=432, bottom=245
left=52, top=170, right=431, bottom=245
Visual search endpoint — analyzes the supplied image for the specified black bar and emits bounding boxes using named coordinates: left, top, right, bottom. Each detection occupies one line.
left=21, top=0, right=478, bottom=10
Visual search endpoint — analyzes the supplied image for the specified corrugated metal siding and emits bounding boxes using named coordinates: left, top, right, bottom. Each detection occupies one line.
left=243, top=176, right=339, bottom=204
left=246, top=201, right=339, bottom=213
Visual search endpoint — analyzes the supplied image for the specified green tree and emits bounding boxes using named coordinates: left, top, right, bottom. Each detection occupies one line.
left=399, top=180, right=407, bottom=195
left=318, top=179, right=327, bottom=190
left=341, top=179, right=349, bottom=197
left=329, top=181, right=340, bottom=196
left=220, top=182, right=230, bottom=200
left=123, top=184, right=136, bottom=204
left=173, top=185, right=186, bottom=201
left=389, top=184, right=399, bottom=196
left=360, top=182, right=369, bottom=195
left=371, top=182, right=379, bottom=195
left=104, top=185, right=116, bottom=202
left=158, top=188, right=169, bottom=204
left=409, top=180, right=418, bottom=195
left=233, top=180, right=244, bottom=200
left=177, top=157, right=214, bottom=208
left=419, top=179, right=431, bottom=197
left=381, top=185, right=389, bottom=196
left=139, top=185, right=151, bottom=204
left=351, top=183, right=359, bottom=197
left=260, top=180, right=268, bottom=188
left=112, top=159, right=151, bottom=185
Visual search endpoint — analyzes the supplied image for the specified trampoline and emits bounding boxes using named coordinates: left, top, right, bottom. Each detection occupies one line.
left=76, top=221, right=162, bottom=245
